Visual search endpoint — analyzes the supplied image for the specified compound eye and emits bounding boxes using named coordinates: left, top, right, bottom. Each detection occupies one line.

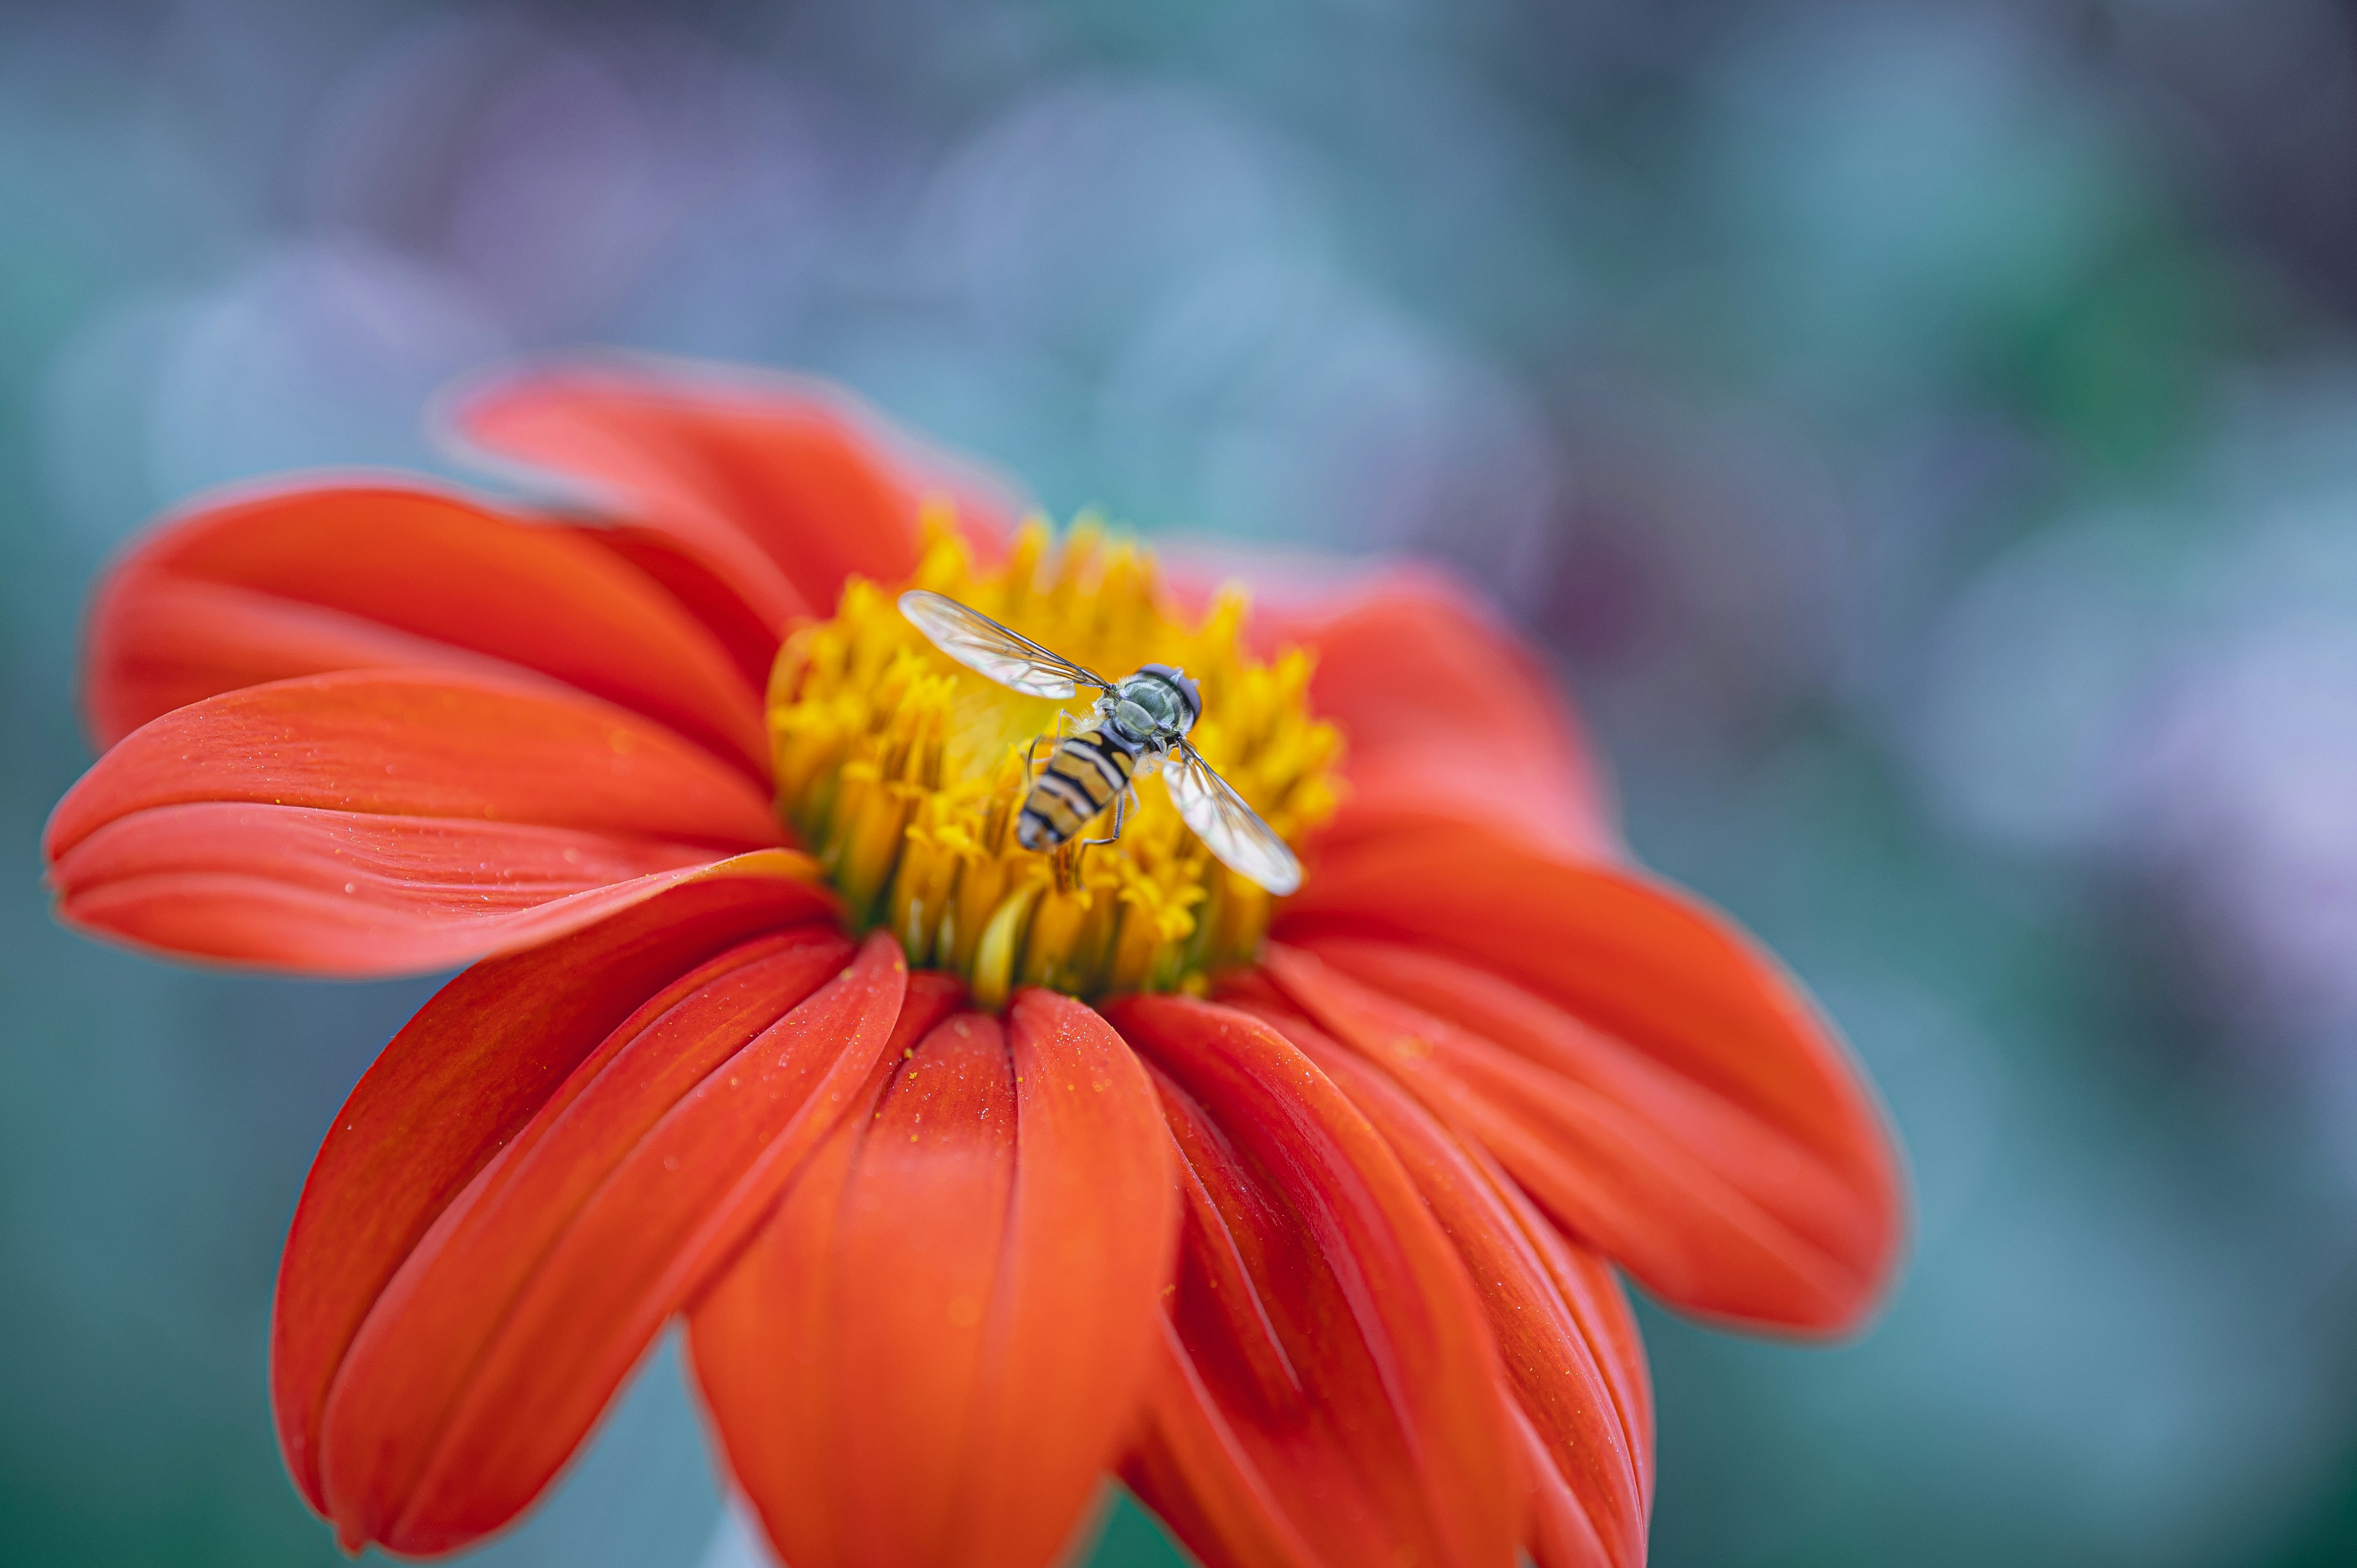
left=1136, top=662, right=1201, bottom=722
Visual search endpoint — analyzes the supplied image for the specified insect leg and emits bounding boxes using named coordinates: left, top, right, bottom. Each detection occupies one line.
left=1023, top=708, right=1076, bottom=773
left=1077, top=783, right=1135, bottom=849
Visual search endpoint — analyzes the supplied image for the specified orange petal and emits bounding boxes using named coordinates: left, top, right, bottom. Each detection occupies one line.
left=449, top=357, right=1017, bottom=634
left=45, top=670, right=795, bottom=974
left=592, top=523, right=792, bottom=692
left=691, top=988, right=1176, bottom=1568
left=307, top=930, right=912, bottom=1556
left=1268, top=570, right=1613, bottom=860
left=1103, top=993, right=1521, bottom=1568
left=83, top=482, right=766, bottom=773
left=47, top=669, right=778, bottom=856
left=272, top=871, right=848, bottom=1518
left=1274, top=825, right=1906, bottom=1334
left=1224, top=993, right=1652, bottom=1568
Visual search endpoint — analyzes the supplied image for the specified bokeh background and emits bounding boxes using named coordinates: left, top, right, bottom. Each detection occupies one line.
left=5, top=1, right=2357, bottom=1564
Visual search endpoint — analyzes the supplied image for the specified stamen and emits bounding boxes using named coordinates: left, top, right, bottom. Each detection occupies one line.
left=768, top=516, right=1341, bottom=1009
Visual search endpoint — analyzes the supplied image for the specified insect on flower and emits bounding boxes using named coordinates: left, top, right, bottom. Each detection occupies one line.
left=41, top=356, right=1907, bottom=1568
left=898, top=588, right=1303, bottom=895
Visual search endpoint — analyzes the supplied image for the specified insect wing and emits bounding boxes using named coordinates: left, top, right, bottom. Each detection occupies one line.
left=1163, top=743, right=1302, bottom=895
left=898, top=590, right=1107, bottom=699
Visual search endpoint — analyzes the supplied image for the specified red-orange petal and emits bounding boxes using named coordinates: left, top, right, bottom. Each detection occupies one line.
left=83, top=482, right=767, bottom=774
left=305, top=930, right=911, bottom=1556
left=1103, top=993, right=1522, bottom=1568
left=1274, top=824, right=1906, bottom=1335
left=45, top=670, right=794, bottom=974
left=448, top=357, right=1016, bottom=636
left=590, top=523, right=792, bottom=694
left=690, top=989, right=1178, bottom=1568
left=1224, top=996, right=1653, bottom=1568
left=272, top=871, right=849, bottom=1517
left=1269, top=570, right=1613, bottom=861
left=47, top=669, right=778, bottom=856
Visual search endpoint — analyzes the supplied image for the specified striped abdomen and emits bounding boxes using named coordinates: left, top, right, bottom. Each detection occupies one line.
left=1018, top=729, right=1138, bottom=850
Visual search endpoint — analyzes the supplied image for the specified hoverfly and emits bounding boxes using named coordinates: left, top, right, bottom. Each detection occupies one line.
left=898, top=590, right=1302, bottom=895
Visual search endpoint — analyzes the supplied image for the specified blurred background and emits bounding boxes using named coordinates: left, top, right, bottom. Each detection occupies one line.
left=4, top=0, right=2357, bottom=1564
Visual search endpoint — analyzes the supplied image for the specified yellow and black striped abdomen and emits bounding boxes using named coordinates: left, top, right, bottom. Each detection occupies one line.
left=1018, top=729, right=1137, bottom=850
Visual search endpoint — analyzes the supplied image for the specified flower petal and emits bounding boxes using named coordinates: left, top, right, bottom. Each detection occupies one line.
left=1222, top=991, right=1652, bottom=1568
left=272, top=871, right=850, bottom=1519
left=1274, top=824, right=1906, bottom=1334
left=46, top=670, right=794, bottom=974
left=84, top=483, right=767, bottom=773
left=591, top=523, right=791, bottom=692
left=305, top=930, right=911, bottom=1556
left=1103, top=994, right=1521, bottom=1568
left=448, top=357, right=1016, bottom=635
left=1270, top=570, right=1612, bottom=860
left=48, top=669, right=779, bottom=855
left=49, top=826, right=825, bottom=978
left=691, top=988, right=1178, bottom=1568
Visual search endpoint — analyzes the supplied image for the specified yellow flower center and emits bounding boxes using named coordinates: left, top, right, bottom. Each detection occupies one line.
left=767, top=517, right=1340, bottom=1011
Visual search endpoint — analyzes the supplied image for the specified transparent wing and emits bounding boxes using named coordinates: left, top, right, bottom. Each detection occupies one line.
left=898, top=590, right=1108, bottom=699
left=1163, top=743, right=1303, bottom=895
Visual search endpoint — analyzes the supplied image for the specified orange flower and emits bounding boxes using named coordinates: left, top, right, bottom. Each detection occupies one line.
left=43, top=358, right=1904, bottom=1568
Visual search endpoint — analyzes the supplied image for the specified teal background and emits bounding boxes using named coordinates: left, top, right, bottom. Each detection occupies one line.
left=7, top=2, right=2357, bottom=1565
